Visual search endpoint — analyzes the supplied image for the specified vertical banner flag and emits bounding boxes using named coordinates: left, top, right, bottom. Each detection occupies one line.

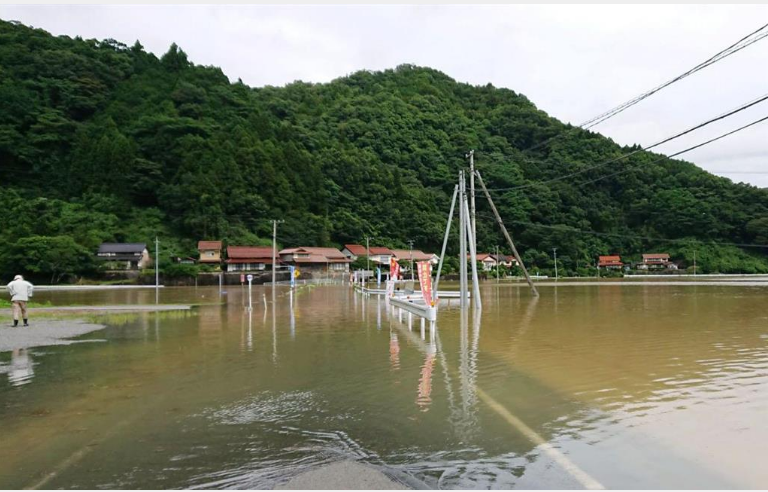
left=390, top=257, right=400, bottom=281
left=417, top=261, right=433, bottom=306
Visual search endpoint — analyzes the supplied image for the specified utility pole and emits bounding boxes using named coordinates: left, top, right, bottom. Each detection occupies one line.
left=155, top=236, right=159, bottom=303
left=434, top=185, right=458, bottom=294
left=459, top=171, right=468, bottom=306
left=496, top=245, right=500, bottom=283
left=553, top=247, right=558, bottom=280
left=693, top=250, right=697, bottom=276
left=408, top=239, right=415, bottom=281
left=474, top=170, right=539, bottom=296
left=467, top=150, right=476, bottom=245
left=463, top=194, right=482, bottom=309
left=271, top=219, right=283, bottom=289
left=366, top=236, right=371, bottom=281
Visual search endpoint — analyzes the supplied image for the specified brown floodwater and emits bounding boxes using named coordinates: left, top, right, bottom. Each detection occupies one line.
left=1, top=282, right=767, bottom=489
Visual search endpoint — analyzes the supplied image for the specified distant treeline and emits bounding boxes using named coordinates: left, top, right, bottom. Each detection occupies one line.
left=2, top=19, right=768, bottom=282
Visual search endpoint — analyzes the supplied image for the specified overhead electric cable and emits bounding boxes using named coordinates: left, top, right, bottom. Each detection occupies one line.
left=522, top=22, right=768, bottom=153
left=571, top=114, right=768, bottom=188
left=579, top=23, right=768, bottom=129
left=484, top=94, right=768, bottom=192
left=473, top=213, right=768, bottom=249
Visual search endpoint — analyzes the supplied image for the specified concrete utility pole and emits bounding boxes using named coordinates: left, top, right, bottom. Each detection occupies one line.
left=459, top=171, right=468, bottom=306
left=366, top=236, right=371, bottom=280
left=467, top=150, right=476, bottom=245
left=434, top=185, right=458, bottom=294
left=474, top=170, right=539, bottom=296
left=155, top=236, right=159, bottom=303
left=496, top=245, right=500, bottom=283
left=553, top=247, right=558, bottom=280
left=463, top=195, right=482, bottom=309
left=271, top=220, right=283, bottom=289
left=408, top=239, right=415, bottom=281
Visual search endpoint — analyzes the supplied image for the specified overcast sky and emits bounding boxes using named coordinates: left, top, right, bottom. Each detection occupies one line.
left=4, top=4, right=768, bottom=186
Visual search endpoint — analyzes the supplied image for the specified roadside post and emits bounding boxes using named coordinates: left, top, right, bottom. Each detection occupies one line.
left=247, top=274, right=253, bottom=311
left=377, top=267, right=381, bottom=287
left=290, top=266, right=295, bottom=289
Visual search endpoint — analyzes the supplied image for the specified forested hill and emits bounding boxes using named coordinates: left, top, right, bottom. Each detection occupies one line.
left=2, top=18, right=768, bottom=279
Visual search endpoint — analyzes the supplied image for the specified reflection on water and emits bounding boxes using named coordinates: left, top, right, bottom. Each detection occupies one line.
left=0, top=348, right=35, bottom=386
left=0, top=283, right=767, bottom=489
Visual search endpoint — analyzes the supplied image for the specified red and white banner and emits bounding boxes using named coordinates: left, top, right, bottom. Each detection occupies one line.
left=390, top=257, right=400, bottom=281
left=417, top=261, right=433, bottom=306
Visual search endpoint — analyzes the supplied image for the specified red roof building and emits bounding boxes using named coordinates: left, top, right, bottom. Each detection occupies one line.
left=598, top=255, right=624, bottom=268
left=226, top=246, right=276, bottom=272
left=342, top=244, right=395, bottom=266
left=280, top=247, right=352, bottom=273
left=642, top=253, right=670, bottom=265
left=342, top=244, right=368, bottom=257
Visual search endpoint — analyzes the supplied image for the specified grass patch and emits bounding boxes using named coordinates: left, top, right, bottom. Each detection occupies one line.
left=0, top=299, right=53, bottom=308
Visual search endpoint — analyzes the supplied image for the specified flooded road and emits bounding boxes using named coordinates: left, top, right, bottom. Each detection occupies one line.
left=1, top=282, right=767, bottom=489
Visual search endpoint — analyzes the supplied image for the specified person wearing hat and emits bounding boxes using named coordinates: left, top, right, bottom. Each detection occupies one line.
left=7, top=275, right=34, bottom=327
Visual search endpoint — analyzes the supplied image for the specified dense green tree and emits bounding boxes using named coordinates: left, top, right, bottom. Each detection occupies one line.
left=0, top=235, right=94, bottom=283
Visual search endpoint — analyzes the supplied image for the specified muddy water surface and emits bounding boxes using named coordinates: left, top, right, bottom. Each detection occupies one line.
left=1, top=283, right=767, bottom=489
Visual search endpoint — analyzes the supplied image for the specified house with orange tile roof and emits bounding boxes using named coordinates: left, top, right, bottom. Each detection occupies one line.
left=225, top=246, right=276, bottom=272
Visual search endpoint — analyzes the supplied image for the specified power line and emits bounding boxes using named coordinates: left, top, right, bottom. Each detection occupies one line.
left=523, top=22, right=768, bottom=153
left=474, top=212, right=768, bottom=249
left=573, top=113, right=768, bottom=188
left=579, top=23, right=768, bottom=129
left=709, top=171, right=768, bottom=175
left=484, top=94, right=768, bottom=192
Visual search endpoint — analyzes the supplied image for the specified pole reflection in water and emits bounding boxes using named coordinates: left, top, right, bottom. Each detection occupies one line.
left=271, top=293, right=277, bottom=364
left=5, top=349, right=35, bottom=387
left=470, top=305, right=481, bottom=375
left=289, top=289, right=295, bottom=340
left=247, top=309, right=253, bottom=352
left=434, top=328, right=459, bottom=427
left=457, top=306, right=479, bottom=439
left=511, top=293, right=540, bottom=348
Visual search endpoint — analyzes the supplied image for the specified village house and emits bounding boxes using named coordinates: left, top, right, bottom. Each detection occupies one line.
left=225, top=246, right=276, bottom=272
left=279, top=247, right=351, bottom=275
left=493, top=253, right=517, bottom=268
left=342, top=244, right=366, bottom=261
left=474, top=253, right=499, bottom=271
left=638, top=253, right=678, bottom=270
left=96, top=243, right=151, bottom=270
left=598, top=255, right=624, bottom=269
left=342, top=244, right=394, bottom=265
left=470, top=253, right=519, bottom=271
left=198, top=240, right=223, bottom=269
left=390, top=249, right=438, bottom=265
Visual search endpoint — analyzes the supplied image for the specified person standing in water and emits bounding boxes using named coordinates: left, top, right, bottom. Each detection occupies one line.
left=7, top=275, right=34, bottom=327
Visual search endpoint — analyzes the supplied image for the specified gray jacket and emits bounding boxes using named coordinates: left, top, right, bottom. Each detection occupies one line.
left=7, top=280, right=34, bottom=302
